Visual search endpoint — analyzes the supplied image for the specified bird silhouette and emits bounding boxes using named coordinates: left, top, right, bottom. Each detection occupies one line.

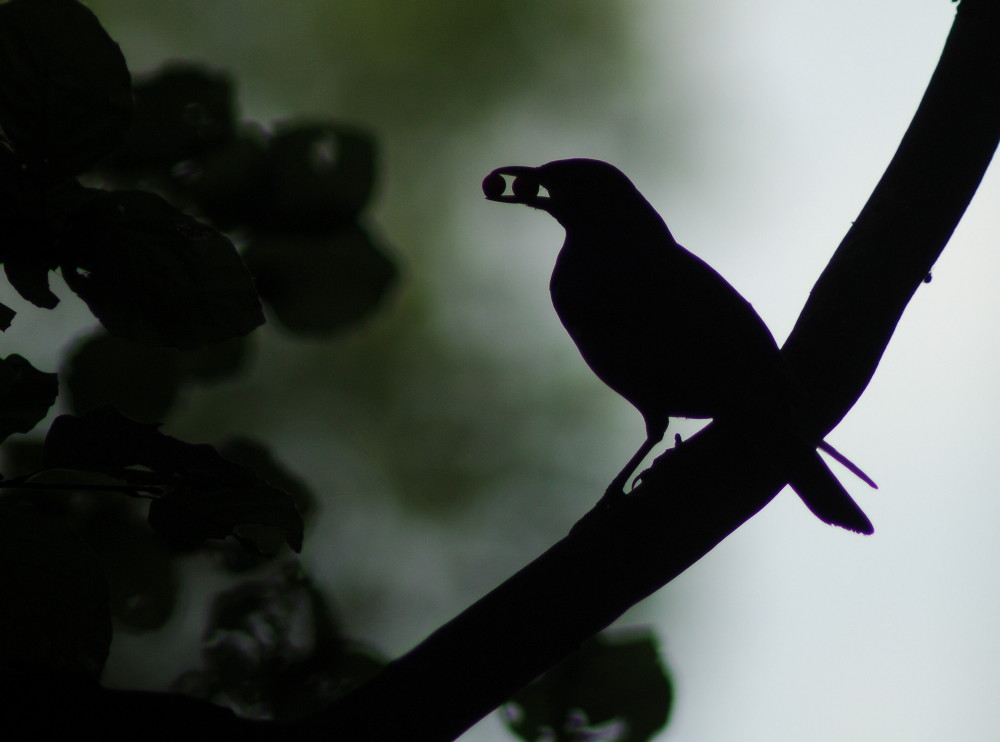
left=483, top=158, right=875, bottom=534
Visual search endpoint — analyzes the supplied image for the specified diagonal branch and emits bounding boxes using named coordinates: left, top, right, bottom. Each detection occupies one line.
left=306, top=2, right=1000, bottom=740
left=784, top=0, right=1000, bottom=431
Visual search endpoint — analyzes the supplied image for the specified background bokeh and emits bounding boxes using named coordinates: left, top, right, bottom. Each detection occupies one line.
left=9, top=1, right=998, bottom=739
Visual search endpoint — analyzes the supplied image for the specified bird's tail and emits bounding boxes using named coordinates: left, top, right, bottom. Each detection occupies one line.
left=787, top=451, right=874, bottom=534
left=757, top=402, right=875, bottom=533
left=818, top=440, right=878, bottom=489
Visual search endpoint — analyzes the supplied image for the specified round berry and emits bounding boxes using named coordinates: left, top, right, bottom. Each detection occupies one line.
left=482, top=171, right=506, bottom=199
left=512, top=175, right=539, bottom=199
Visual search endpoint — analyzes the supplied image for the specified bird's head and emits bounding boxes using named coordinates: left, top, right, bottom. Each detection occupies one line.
left=482, top=158, right=650, bottom=229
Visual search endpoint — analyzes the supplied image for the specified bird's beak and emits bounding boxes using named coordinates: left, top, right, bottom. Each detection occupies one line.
left=482, top=166, right=550, bottom=209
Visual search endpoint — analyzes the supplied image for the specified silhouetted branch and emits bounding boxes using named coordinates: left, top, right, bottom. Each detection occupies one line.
left=0, top=474, right=163, bottom=495
left=784, top=0, right=1000, bottom=432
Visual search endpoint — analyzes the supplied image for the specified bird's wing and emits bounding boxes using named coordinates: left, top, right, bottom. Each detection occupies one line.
left=648, top=244, right=794, bottom=415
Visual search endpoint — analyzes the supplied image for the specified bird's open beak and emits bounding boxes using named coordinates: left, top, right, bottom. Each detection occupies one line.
left=482, top=166, right=550, bottom=209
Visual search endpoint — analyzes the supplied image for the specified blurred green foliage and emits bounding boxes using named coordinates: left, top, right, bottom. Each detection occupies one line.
left=504, top=630, right=672, bottom=742
left=0, top=0, right=393, bottom=715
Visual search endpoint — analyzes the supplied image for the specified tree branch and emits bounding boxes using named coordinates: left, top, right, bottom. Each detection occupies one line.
left=305, top=2, right=1000, bottom=740
left=784, top=0, right=1000, bottom=431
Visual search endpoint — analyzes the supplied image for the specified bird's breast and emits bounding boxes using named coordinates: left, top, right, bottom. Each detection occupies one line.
left=548, top=235, right=790, bottom=423
left=549, top=241, right=717, bottom=420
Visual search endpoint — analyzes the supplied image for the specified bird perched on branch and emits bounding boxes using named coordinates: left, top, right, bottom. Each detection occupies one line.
left=483, top=158, right=875, bottom=534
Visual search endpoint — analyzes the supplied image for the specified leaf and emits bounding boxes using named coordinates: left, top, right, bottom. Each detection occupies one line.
left=0, top=354, right=58, bottom=443
left=110, top=63, right=235, bottom=169
left=0, top=302, right=14, bottom=330
left=177, top=336, right=251, bottom=384
left=148, top=484, right=302, bottom=553
left=64, top=331, right=251, bottom=422
left=0, top=0, right=131, bottom=182
left=218, top=437, right=315, bottom=520
left=0, top=502, right=112, bottom=677
left=0, top=177, right=96, bottom=309
left=65, top=330, right=181, bottom=421
left=0, top=438, right=44, bottom=478
left=43, top=407, right=304, bottom=552
left=174, top=564, right=384, bottom=720
left=3, top=253, right=59, bottom=308
left=171, top=131, right=269, bottom=231
left=60, top=190, right=265, bottom=348
left=504, top=630, right=672, bottom=742
left=67, top=496, right=178, bottom=631
left=194, top=438, right=315, bottom=572
left=265, top=122, right=377, bottom=229
left=43, top=406, right=236, bottom=480
left=244, top=225, right=397, bottom=337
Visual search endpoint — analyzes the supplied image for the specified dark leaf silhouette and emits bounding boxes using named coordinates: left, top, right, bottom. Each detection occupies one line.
left=0, top=354, right=58, bottom=443
left=173, top=564, right=384, bottom=720
left=204, top=438, right=317, bottom=572
left=244, top=225, right=396, bottom=337
left=0, top=0, right=407, bottom=734
left=64, top=330, right=250, bottom=422
left=171, top=132, right=269, bottom=230
left=217, top=437, right=315, bottom=522
left=178, top=335, right=250, bottom=383
left=0, top=0, right=131, bottom=182
left=110, top=63, right=235, bottom=169
left=504, top=630, right=672, bottom=742
left=0, top=177, right=96, bottom=310
left=148, top=484, right=301, bottom=553
left=265, top=123, right=376, bottom=230
left=0, top=301, right=14, bottom=330
left=60, top=190, right=265, bottom=348
left=65, top=331, right=180, bottom=421
left=43, top=407, right=303, bottom=553
left=67, top=496, right=178, bottom=631
left=3, top=251, right=59, bottom=308
left=0, top=502, right=112, bottom=678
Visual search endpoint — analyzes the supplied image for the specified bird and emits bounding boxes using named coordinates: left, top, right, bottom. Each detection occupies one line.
left=483, top=158, right=875, bottom=534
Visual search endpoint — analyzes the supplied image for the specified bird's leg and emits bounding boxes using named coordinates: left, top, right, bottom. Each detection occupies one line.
left=817, top=440, right=878, bottom=489
left=631, top=432, right=685, bottom=489
left=598, top=421, right=667, bottom=506
left=603, top=439, right=655, bottom=501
